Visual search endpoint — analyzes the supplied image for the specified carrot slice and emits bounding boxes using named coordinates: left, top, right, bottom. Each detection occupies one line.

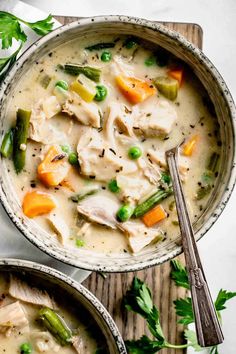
left=182, top=135, right=199, bottom=156
left=38, top=145, right=70, bottom=187
left=116, top=75, right=156, bottom=104
left=22, top=190, right=56, bottom=218
left=142, top=204, right=167, bottom=227
left=168, top=68, right=183, bottom=86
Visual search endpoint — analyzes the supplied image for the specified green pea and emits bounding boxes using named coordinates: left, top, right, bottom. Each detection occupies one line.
left=108, top=179, right=120, bottom=193
left=145, top=56, right=156, bottom=67
left=124, top=37, right=138, bottom=49
left=61, top=144, right=71, bottom=154
left=68, top=152, right=78, bottom=165
left=128, top=146, right=142, bottom=160
left=116, top=204, right=133, bottom=222
left=55, top=80, right=69, bottom=90
left=101, top=51, right=112, bottom=62
left=20, top=343, right=32, bottom=354
left=94, top=85, right=108, bottom=101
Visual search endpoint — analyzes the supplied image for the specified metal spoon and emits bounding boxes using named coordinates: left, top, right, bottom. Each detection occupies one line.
left=165, top=143, right=224, bottom=347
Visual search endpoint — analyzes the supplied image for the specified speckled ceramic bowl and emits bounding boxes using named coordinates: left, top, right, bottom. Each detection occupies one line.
left=0, top=16, right=235, bottom=272
left=0, top=258, right=126, bottom=353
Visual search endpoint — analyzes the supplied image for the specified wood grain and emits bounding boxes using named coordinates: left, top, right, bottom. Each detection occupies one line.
left=54, top=16, right=203, bottom=353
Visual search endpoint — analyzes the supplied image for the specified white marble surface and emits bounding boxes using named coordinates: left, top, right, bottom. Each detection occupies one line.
left=3, top=1, right=236, bottom=352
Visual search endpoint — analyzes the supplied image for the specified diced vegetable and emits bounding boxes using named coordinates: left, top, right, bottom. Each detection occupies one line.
left=20, top=342, right=32, bottom=354
left=55, top=80, right=68, bottom=90
left=85, top=42, right=115, bottom=51
left=0, top=128, right=14, bottom=157
left=40, top=74, right=51, bottom=89
left=22, top=191, right=56, bottom=218
left=182, top=135, right=199, bottom=156
left=101, top=51, right=112, bottom=62
left=161, top=172, right=171, bottom=186
left=168, top=68, right=183, bottom=86
left=196, top=184, right=212, bottom=200
left=68, top=151, right=79, bottom=165
left=70, top=74, right=97, bottom=102
left=133, top=188, right=173, bottom=218
left=39, top=307, right=72, bottom=346
left=13, top=109, right=31, bottom=174
left=116, top=75, right=156, bottom=104
left=154, top=76, right=178, bottom=101
left=94, top=85, right=108, bottom=101
left=124, top=37, right=138, bottom=49
left=207, top=152, right=220, bottom=173
left=70, top=188, right=100, bottom=203
left=144, top=56, right=155, bottom=67
left=60, top=144, right=71, bottom=154
left=142, top=204, right=167, bottom=227
left=128, top=146, right=142, bottom=160
left=116, top=204, right=134, bottom=222
left=60, top=64, right=101, bottom=82
left=76, top=239, right=85, bottom=247
left=108, top=179, right=120, bottom=193
left=38, top=145, right=70, bottom=186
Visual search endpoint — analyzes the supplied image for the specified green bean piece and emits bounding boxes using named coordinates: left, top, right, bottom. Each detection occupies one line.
left=101, top=51, right=112, bottom=62
left=85, top=42, right=115, bottom=51
left=117, top=204, right=134, bottom=222
left=94, top=85, right=108, bottom=101
left=133, top=188, right=173, bottom=218
left=70, top=188, right=100, bottom=203
left=55, top=80, right=68, bottom=91
left=39, top=307, right=72, bottom=346
left=128, top=146, right=142, bottom=160
left=207, top=152, right=220, bottom=173
left=13, top=109, right=31, bottom=174
left=60, top=64, right=101, bottom=82
left=108, top=179, right=120, bottom=193
left=161, top=172, right=171, bottom=186
left=196, top=184, right=212, bottom=200
left=20, top=342, right=32, bottom=354
left=0, top=128, right=14, bottom=158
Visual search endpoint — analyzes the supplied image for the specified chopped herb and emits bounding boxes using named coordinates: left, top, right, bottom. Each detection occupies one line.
left=145, top=56, right=156, bottom=66
left=108, top=179, right=120, bottom=193
left=76, top=239, right=85, bottom=247
left=85, top=42, right=115, bottom=51
left=40, top=74, right=51, bottom=89
left=123, top=37, right=138, bottom=49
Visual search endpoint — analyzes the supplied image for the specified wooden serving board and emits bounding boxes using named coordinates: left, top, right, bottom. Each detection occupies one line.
left=54, top=17, right=203, bottom=354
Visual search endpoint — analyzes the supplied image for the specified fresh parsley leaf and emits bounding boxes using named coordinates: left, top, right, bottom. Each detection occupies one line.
left=0, top=42, right=22, bottom=81
left=184, top=330, right=202, bottom=352
left=161, top=172, right=171, bottom=185
left=170, top=260, right=190, bottom=289
left=125, top=335, right=163, bottom=354
left=26, top=15, right=54, bottom=36
left=209, top=346, right=219, bottom=354
left=174, top=297, right=194, bottom=325
left=0, top=12, right=27, bottom=49
left=146, top=306, right=165, bottom=343
left=215, top=289, right=236, bottom=312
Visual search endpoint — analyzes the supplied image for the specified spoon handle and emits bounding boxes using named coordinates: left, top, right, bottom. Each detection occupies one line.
left=166, top=147, right=224, bottom=347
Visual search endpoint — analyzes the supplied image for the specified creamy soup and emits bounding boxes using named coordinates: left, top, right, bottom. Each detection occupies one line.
left=0, top=272, right=107, bottom=353
left=2, top=34, right=221, bottom=254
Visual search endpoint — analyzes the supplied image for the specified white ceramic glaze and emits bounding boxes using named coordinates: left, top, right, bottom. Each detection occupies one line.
left=0, top=16, right=235, bottom=272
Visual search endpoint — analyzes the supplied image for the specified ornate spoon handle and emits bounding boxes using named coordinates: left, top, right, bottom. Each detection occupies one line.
left=166, top=146, right=224, bottom=347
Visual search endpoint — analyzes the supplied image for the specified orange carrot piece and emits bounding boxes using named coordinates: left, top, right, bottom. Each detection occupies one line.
left=38, top=145, right=70, bottom=187
left=22, top=190, right=56, bottom=218
left=168, top=68, right=183, bottom=86
left=182, top=135, right=199, bottom=156
left=116, top=75, right=156, bottom=104
left=142, top=204, right=167, bottom=227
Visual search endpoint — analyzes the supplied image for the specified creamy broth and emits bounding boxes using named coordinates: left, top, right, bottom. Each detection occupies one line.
left=0, top=272, right=106, bottom=353
left=4, top=34, right=221, bottom=255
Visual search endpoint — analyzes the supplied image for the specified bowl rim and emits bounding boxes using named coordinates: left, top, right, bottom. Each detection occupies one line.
left=0, top=257, right=127, bottom=353
left=0, top=15, right=235, bottom=272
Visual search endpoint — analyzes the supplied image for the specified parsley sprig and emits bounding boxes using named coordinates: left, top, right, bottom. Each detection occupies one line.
left=0, top=11, right=54, bottom=79
left=124, top=260, right=236, bottom=353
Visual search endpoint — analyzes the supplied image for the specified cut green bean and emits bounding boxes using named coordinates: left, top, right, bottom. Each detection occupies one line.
left=60, top=64, right=101, bottom=82
left=85, top=42, right=115, bottom=51
left=207, top=152, right=220, bottom=173
left=39, top=307, right=72, bottom=346
left=70, top=188, right=100, bottom=203
left=133, top=188, right=173, bottom=218
left=0, top=128, right=14, bottom=158
left=13, top=109, right=31, bottom=174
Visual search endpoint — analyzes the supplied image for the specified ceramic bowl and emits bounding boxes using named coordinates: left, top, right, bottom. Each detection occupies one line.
left=0, top=258, right=126, bottom=353
left=0, top=16, right=235, bottom=272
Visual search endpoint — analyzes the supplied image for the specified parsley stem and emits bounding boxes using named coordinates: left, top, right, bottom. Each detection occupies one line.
left=166, top=342, right=189, bottom=349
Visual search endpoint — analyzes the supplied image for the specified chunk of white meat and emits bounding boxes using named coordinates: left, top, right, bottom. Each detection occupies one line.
left=47, top=213, right=70, bottom=245
left=9, top=275, right=57, bottom=310
left=72, top=335, right=86, bottom=354
left=108, top=55, right=135, bottom=77
left=133, top=96, right=177, bottom=137
left=77, top=194, right=118, bottom=229
left=137, top=158, right=161, bottom=185
left=31, top=331, right=60, bottom=353
left=116, top=174, right=152, bottom=203
left=0, top=301, right=29, bottom=332
left=77, top=128, right=137, bottom=181
left=121, top=221, right=163, bottom=253
left=147, top=149, right=190, bottom=177
left=43, top=96, right=61, bottom=119
left=62, top=93, right=101, bottom=128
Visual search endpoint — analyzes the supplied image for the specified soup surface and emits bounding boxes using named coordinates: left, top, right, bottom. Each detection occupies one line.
left=0, top=272, right=105, bottom=353
left=3, top=34, right=221, bottom=255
